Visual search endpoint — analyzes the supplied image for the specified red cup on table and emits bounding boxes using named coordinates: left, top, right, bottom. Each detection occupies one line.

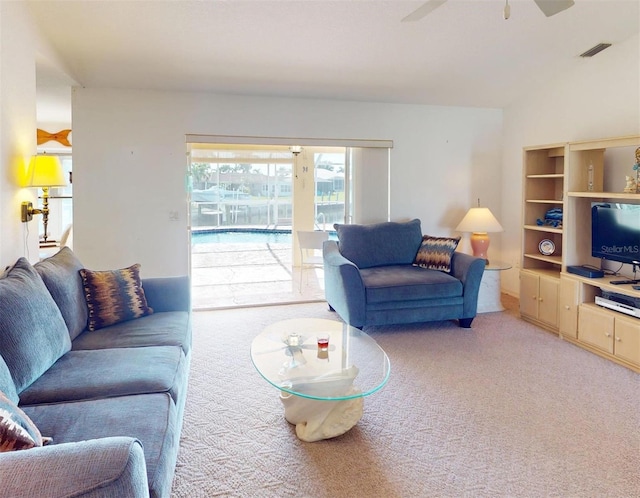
left=317, top=333, right=329, bottom=350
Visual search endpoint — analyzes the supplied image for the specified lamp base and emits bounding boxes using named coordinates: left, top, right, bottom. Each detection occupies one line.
left=470, top=232, right=491, bottom=264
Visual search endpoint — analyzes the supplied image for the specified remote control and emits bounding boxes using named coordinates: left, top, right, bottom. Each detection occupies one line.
left=633, top=285, right=640, bottom=290
left=610, top=280, right=637, bottom=285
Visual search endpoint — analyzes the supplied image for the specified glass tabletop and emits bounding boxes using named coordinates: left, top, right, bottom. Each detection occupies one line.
left=251, top=318, right=390, bottom=401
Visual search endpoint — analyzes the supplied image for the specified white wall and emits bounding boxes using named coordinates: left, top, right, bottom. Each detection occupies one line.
left=500, top=33, right=640, bottom=296
left=72, top=89, right=503, bottom=276
left=0, top=4, right=79, bottom=266
left=0, top=2, right=39, bottom=265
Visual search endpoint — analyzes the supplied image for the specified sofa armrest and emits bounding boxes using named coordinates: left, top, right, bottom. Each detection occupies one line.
left=0, top=437, right=149, bottom=498
left=142, top=276, right=191, bottom=312
left=451, top=252, right=486, bottom=318
left=323, top=241, right=366, bottom=327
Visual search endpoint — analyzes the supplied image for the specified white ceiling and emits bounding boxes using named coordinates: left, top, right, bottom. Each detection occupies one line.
left=28, top=0, right=640, bottom=123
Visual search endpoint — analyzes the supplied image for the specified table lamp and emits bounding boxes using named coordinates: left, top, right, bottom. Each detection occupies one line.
left=21, top=154, right=67, bottom=243
left=455, top=202, right=503, bottom=263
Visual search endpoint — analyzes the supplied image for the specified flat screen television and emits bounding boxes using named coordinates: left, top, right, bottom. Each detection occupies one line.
left=591, top=202, right=640, bottom=266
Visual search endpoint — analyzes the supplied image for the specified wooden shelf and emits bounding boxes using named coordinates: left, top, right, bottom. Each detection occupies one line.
left=561, top=272, right=640, bottom=298
left=527, top=174, right=564, bottom=179
left=524, top=253, right=562, bottom=265
left=567, top=191, right=640, bottom=200
left=569, top=135, right=640, bottom=151
left=523, top=225, right=563, bottom=234
left=526, top=199, right=563, bottom=204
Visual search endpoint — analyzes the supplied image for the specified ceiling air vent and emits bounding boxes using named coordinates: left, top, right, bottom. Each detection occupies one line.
left=580, top=43, right=612, bottom=58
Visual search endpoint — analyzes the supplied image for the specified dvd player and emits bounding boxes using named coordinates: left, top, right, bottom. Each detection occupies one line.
left=595, top=296, right=640, bottom=319
left=601, top=290, right=640, bottom=308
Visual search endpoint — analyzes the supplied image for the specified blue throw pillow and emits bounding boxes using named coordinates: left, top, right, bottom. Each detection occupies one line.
left=0, top=258, right=71, bottom=393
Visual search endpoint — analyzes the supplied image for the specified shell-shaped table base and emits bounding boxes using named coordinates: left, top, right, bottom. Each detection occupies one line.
left=280, top=388, right=364, bottom=442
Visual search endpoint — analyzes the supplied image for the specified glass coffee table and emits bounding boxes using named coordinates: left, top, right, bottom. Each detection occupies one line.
left=251, top=318, right=390, bottom=442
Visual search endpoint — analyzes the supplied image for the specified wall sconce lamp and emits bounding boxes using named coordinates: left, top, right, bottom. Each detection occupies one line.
left=21, top=154, right=67, bottom=243
left=455, top=200, right=503, bottom=264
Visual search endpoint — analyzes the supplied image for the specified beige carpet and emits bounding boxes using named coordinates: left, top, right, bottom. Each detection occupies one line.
left=171, top=300, right=639, bottom=497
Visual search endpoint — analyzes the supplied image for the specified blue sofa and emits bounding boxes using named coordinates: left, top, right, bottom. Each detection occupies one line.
left=323, top=219, right=486, bottom=329
left=0, top=248, right=191, bottom=497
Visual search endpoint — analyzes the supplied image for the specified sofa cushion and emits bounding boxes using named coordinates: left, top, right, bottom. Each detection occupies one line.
left=24, top=392, right=180, bottom=498
left=360, top=265, right=463, bottom=304
left=413, top=235, right=461, bottom=273
left=0, top=390, right=43, bottom=452
left=79, top=264, right=153, bottom=331
left=0, top=355, right=19, bottom=405
left=334, top=219, right=423, bottom=269
left=72, top=311, right=192, bottom=355
left=0, top=258, right=71, bottom=393
left=34, top=247, right=88, bottom=340
left=19, top=346, right=186, bottom=406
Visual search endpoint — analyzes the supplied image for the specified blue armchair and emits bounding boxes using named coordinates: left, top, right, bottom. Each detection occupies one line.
left=323, top=219, right=486, bottom=329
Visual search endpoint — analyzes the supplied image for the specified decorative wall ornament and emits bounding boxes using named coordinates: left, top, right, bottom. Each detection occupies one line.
left=624, top=147, right=640, bottom=193
left=37, top=129, right=72, bottom=147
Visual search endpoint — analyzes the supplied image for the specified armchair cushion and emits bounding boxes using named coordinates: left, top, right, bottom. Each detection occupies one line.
left=413, top=235, right=461, bottom=273
left=361, top=265, right=463, bottom=304
left=334, top=219, right=422, bottom=269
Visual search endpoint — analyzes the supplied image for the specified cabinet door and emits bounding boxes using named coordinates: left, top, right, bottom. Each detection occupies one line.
left=614, top=315, right=640, bottom=367
left=578, top=305, right=614, bottom=354
left=538, top=276, right=559, bottom=327
left=520, top=271, right=539, bottom=319
left=558, top=277, right=579, bottom=339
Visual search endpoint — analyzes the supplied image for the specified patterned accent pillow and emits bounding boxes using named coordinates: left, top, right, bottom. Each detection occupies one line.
left=0, top=390, right=43, bottom=452
left=413, top=235, right=461, bottom=272
left=79, top=264, right=153, bottom=331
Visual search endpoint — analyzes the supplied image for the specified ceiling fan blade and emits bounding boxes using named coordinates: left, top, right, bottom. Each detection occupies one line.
left=401, top=0, right=448, bottom=22
left=534, top=0, right=575, bottom=17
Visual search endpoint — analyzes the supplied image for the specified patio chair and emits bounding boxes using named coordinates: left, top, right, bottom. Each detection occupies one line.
left=297, top=230, right=329, bottom=292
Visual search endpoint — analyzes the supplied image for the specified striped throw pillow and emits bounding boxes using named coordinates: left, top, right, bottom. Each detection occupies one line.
left=79, top=264, right=153, bottom=331
left=0, top=391, right=43, bottom=452
left=413, top=235, right=461, bottom=273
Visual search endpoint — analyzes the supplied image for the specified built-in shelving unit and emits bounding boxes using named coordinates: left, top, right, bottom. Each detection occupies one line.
left=520, top=144, right=566, bottom=331
left=520, top=135, right=640, bottom=372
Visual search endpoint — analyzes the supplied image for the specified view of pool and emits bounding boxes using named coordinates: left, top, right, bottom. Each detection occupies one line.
left=192, top=229, right=337, bottom=244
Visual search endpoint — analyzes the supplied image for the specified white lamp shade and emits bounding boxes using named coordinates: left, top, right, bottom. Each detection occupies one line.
left=28, top=155, right=67, bottom=188
left=455, top=207, right=503, bottom=233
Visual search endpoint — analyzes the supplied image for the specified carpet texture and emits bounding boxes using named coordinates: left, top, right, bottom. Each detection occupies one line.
left=171, top=301, right=639, bottom=497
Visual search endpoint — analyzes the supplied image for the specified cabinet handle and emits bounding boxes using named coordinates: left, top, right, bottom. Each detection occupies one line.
left=605, top=332, right=611, bottom=338
left=532, top=296, right=537, bottom=300
left=616, top=337, right=621, bottom=342
left=564, top=305, right=570, bottom=310
left=539, top=298, right=543, bottom=302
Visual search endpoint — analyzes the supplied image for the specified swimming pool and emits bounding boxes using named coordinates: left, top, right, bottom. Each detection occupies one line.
left=192, top=229, right=337, bottom=244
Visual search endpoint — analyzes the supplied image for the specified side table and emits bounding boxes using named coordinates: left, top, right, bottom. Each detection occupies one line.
left=477, top=261, right=512, bottom=313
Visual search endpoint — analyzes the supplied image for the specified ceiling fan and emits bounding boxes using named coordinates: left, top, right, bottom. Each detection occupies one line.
left=402, top=0, right=575, bottom=22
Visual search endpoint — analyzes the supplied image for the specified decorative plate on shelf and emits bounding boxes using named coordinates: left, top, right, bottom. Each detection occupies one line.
left=538, top=239, right=555, bottom=256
